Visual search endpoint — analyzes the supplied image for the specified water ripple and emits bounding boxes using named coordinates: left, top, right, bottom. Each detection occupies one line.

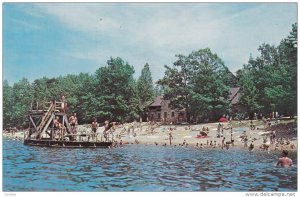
left=2, top=140, right=297, bottom=191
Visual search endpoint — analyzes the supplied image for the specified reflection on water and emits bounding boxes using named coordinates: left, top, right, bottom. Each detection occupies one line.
left=3, top=139, right=297, bottom=191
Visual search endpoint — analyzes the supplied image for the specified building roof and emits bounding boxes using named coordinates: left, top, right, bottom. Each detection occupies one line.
left=149, top=96, right=163, bottom=107
left=149, top=87, right=241, bottom=107
left=229, top=87, right=241, bottom=105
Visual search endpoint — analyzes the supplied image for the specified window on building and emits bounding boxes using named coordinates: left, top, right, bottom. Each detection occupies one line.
left=172, top=112, right=175, bottom=117
left=158, top=113, right=161, bottom=119
left=164, top=112, right=167, bottom=118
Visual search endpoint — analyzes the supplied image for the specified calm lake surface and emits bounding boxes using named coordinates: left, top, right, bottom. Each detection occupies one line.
left=3, top=139, right=297, bottom=191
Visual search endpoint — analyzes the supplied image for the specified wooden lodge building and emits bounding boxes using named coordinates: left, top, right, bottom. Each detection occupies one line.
left=147, top=96, right=187, bottom=124
left=147, top=87, right=242, bottom=124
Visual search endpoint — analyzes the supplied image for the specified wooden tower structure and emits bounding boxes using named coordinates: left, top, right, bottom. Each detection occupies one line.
left=27, top=101, right=71, bottom=140
left=24, top=100, right=113, bottom=148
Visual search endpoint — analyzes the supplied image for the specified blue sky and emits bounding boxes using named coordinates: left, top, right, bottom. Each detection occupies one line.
left=3, top=3, right=297, bottom=85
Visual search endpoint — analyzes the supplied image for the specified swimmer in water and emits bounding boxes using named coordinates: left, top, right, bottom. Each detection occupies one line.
left=249, top=141, right=254, bottom=151
left=277, top=150, right=293, bottom=168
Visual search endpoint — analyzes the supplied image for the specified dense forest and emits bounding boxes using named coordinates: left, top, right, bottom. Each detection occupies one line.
left=3, top=23, right=297, bottom=129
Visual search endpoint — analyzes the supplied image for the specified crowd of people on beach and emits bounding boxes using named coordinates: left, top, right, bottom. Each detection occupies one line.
left=3, top=97, right=295, bottom=168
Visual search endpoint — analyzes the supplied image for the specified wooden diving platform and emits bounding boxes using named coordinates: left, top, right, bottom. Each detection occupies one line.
left=25, top=100, right=112, bottom=148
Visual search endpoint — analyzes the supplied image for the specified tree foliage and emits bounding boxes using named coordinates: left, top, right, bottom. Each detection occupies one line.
left=158, top=48, right=233, bottom=122
left=237, top=23, right=297, bottom=117
left=136, top=63, right=155, bottom=116
left=93, top=57, right=139, bottom=122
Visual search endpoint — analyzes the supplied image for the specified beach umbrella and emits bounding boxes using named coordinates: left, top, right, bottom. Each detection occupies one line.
left=219, top=117, right=228, bottom=122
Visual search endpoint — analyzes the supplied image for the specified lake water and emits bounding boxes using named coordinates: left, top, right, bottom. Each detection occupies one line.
left=2, top=139, right=297, bottom=191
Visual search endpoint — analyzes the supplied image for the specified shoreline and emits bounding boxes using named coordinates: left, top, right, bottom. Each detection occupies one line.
left=2, top=120, right=297, bottom=152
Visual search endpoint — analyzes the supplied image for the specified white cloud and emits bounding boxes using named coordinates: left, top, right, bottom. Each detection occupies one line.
left=26, top=3, right=297, bottom=78
left=11, top=18, right=43, bottom=31
left=35, top=3, right=121, bottom=33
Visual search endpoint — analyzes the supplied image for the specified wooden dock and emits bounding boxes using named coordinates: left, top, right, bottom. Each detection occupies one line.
left=24, top=100, right=112, bottom=148
left=24, top=139, right=112, bottom=148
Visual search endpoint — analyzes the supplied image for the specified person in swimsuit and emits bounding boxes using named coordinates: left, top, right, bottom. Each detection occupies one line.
left=277, top=150, right=293, bottom=167
left=272, top=131, right=276, bottom=144
left=61, top=95, right=67, bottom=113
left=104, top=120, right=111, bottom=141
left=249, top=141, right=254, bottom=151
left=69, top=113, right=78, bottom=134
left=53, top=116, right=62, bottom=139
left=169, top=129, right=173, bottom=145
left=222, top=137, right=225, bottom=148
left=91, top=118, right=99, bottom=141
left=244, top=136, right=248, bottom=148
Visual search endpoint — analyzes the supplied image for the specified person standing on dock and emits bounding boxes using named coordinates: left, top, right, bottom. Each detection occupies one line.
left=91, top=118, right=99, bottom=141
left=104, top=120, right=110, bottom=141
left=61, top=95, right=68, bottom=113
left=53, top=116, right=61, bottom=138
left=69, top=113, right=78, bottom=134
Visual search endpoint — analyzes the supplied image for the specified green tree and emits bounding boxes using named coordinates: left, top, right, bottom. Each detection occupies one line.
left=188, top=48, right=231, bottom=121
left=136, top=63, right=155, bottom=118
left=3, top=80, right=14, bottom=128
left=159, top=48, right=232, bottom=122
left=238, top=69, right=260, bottom=117
left=154, top=84, right=164, bottom=97
left=237, top=23, right=297, bottom=117
left=11, top=78, right=34, bottom=128
left=94, top=57, right=139, bottom=122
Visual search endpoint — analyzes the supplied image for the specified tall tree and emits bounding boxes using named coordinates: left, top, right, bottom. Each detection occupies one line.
left=11, top=78, right=34, bottom=128
left=238, top=69, right=260, bottom=117
left=159, top=48, right=232, bottom=122
left=3, top=80, right=14, bottom=128
left=237, top=23, right=297, bottom=117
left=136, top=63, right=155, bottom=118
left=94, top=57, right=139, bottom=122
left=188, top=48, right=231, bottom=121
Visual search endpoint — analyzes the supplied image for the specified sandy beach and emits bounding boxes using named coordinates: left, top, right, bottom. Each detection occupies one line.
left=3, top=119, right=297, bottom=151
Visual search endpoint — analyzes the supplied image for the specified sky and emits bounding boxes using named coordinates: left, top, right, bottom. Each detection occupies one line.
left=3, top=2, right=297, bottom=85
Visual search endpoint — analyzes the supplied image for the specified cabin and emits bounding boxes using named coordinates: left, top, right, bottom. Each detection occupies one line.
left=229, top=87, right=244, bottom=114
left=147, top=96, right=186, bottom=124
left=148, top=87, right=243, bottom=124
